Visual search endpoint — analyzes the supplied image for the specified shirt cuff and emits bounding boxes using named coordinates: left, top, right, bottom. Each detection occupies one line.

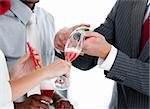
left=98, top=45, right=117, bottom=71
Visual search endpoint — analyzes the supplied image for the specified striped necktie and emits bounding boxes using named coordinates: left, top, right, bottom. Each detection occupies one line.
left=140, top=13, right=150, bottom=50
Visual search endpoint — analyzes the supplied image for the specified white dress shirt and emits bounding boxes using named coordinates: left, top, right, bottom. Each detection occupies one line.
left=0, top=50, right=14, bottom=109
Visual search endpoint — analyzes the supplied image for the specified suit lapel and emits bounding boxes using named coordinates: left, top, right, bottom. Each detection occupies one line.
left=130, top=0, right=147, bottom=58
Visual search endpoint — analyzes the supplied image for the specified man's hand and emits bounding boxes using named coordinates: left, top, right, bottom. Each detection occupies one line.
left=10, top=50, right=41, bottom=80
left=54, top=99, right=74, bottom=109
left=54, top=24, right=90, bottom=51
left=83, top=31, right=111, bottom=59
left=14, top=94, right=51, bottom=109
left=51, top=92, right=74, bottom=109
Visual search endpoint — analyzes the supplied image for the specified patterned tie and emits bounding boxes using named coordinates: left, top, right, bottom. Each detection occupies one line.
left=140, top=13, right=150, bottom=50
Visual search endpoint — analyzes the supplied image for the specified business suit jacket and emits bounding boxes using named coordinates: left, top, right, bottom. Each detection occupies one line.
left=72, top=0, right=150, bottom=108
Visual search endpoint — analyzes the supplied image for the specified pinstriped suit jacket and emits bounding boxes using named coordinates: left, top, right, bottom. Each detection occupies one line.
left=72, top=0, right=150, bottom=108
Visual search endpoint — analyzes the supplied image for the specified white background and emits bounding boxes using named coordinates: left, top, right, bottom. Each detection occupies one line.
left=37, top=0, right=116, bottom=109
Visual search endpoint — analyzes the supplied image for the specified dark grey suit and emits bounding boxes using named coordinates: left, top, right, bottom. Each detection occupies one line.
left=72, top=0, right=150, bottom=108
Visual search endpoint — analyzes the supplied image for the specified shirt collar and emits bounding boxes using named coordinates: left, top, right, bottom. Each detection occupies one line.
left=148, top=0, right=150, bottom=5
left=10, top=0, right=33, bottom=25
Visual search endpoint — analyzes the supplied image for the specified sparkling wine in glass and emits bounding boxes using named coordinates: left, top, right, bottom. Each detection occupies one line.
left=40, top=80, right=54, bottom=102
left=55, top=27, right=89, bottom=90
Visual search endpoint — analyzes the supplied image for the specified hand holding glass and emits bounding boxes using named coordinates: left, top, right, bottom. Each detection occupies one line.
left=55, top=27, right=89, bottom=90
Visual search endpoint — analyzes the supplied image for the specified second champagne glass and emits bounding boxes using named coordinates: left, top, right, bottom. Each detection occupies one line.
left=40, top=80, right=55, bottom=104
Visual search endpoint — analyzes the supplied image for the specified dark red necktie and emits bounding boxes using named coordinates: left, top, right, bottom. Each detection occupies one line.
left=0, top=0, right=11, bottom=15
left=140, top=13, right=150, bottom=51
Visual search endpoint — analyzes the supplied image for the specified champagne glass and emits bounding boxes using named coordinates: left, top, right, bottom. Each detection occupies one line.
left=55, top=27, right=89, bottom=90
left=40, top=80, right=55, bottom=104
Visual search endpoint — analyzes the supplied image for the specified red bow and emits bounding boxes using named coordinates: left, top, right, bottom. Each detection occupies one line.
left=0, top=0, right=11, bottom=15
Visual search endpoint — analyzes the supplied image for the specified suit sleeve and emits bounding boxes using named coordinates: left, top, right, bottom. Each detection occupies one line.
left=55, top=50, right=98, bottom=71
left=106, top=50, right=150, bottom=96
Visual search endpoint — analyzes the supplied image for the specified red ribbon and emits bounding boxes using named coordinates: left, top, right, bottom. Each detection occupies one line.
left=0, top=0, right=11, bottom=15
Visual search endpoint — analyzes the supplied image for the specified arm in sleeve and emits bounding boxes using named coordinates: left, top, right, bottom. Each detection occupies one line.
left=105, top=50, right=150, bottom=96
left=0, top=50, right=13, bottom=105
left=0, top=79, right=13, bottom=104
left=55, top=50, right=98, bottom=71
